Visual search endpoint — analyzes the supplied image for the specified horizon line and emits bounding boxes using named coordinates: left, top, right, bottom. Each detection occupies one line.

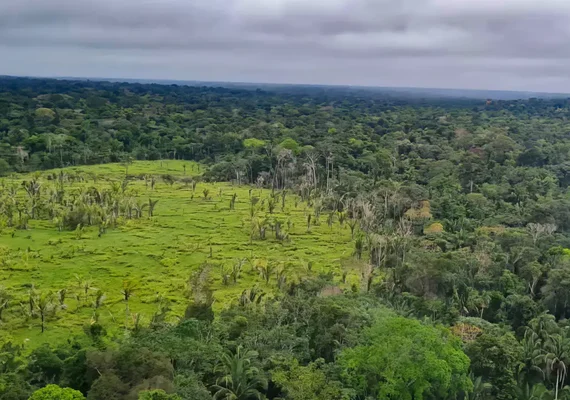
left=2, top=74, right=570, bottom=98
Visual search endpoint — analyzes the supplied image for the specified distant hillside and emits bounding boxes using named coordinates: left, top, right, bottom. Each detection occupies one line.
left=48, top=75, right=570, bottom=100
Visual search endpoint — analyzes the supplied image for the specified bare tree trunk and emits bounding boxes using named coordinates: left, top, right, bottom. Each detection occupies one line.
left=556, top=369, right=560, bottom=400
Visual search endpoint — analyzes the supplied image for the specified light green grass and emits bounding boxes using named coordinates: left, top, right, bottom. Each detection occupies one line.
left=0, top=161, right=354, bottom=347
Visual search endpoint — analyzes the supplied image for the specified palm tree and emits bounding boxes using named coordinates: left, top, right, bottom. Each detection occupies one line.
left=220, top=264, right=231, bottom=286
left=75, top=275, right=96, bottom=304
left=133, top=200, right=147, bottom=219
left=464, top=375, right=492, bottom=400
left=519, top=329, right=546, bottom=386
left=230, top=193, right=238, bottom=210
left=239, top=287, right=265, bottom=307
left=516, top=383, right=552, bottom=400
left=57, top=288, right=67, bottom=309
left=27, top=285, right=37, bottom=317
left=36, top=291, right=55, bottom=333
left=121, top=280, right=137, bottom=303
left=275, top=264, right=288, bottom=289
left=249, top=197, right=259, bottom=218
left=251, top=217, right=268, bottom=241
left=469, top=291, right=491, bottom=319
left=148, top=199, right=159, bottom=217
left=347, top=218, right=358, bottom=239
left=543, top=334, right=570, bottom=400
left=353, top=234, right=364, bottom=260
left=529, top=314, right=560, bottom=343
left=280, top=190, right=287, bottom=211
left=121, top=155, right=133, bottom=176
left=82, top=279, right=97, bottom=303
left=337, top=211, right=347, bottom=227
left=211, top=346, right=267, bottom=400
left=231, top=259, right=246, bottom=284
left=121, top=280, right=138, bottom=326
left=92, top=289, right=105, bottom=309
left=256, top=261, right=274, bottom=285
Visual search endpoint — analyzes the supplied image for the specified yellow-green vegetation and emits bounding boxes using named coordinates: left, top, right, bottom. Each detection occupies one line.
left=0, top=161, right=353, bottom=346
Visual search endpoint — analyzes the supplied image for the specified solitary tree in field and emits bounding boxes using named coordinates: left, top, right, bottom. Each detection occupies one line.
left=280, top=190, right=287, bottom=211
left=35, top=291, right=55, bottom=333
left=75, top=275, right=96, bottom=304
left=347, top=218, right=358, bottom=239
left=121, top=155, right=133, bottom=176
left=231, top=259, right=246, bottom=284
left=27, top=285, right=37, bottom=317
left=133, top=200, right=148, bottom=219
left=148, top=199, right=159, bottom=217
left=257, top=260, right=274, bottom=285
left=121, top=280, right=138, bottom=326
left=230, top=193, right=237, bottom=210
left=251, top=217, right=268, bottom=241
left=276, top=264, right=288, bottom=289
left=93, top=289, right=105, bottom=310
left=22, top=176, right=42, bottom=219
left=353, top=235, right=364, bottom=260
left=327, top=212, right=335, bottom=230
left=220, top=264, right=231, bottom=286
left=249, top=196, right=259, bottom=218
left=57, top=288, right=67, bottom=309
left=337, top=211, right=347, bottom=227
left=268, top=196, right=277, bottom=214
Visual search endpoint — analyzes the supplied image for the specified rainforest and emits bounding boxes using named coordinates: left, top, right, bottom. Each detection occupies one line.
left=2, top=76, right=570, bottom=399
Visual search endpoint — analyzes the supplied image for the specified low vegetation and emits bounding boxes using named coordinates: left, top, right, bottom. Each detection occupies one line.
left=0, top=161, right=356, bottom=344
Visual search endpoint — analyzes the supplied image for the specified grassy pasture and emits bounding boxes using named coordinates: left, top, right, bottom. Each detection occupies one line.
left=0, top=161, right=354, bottom=347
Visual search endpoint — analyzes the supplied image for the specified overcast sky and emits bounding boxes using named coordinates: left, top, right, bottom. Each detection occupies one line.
left=1, top=0, right=570, bottom=92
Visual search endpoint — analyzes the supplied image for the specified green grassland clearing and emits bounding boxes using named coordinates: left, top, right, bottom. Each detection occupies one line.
left=0, top=161, right=355, bottom=346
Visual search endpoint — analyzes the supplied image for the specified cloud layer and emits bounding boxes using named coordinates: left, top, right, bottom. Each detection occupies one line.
left=2, top=0, right=570, bottom=91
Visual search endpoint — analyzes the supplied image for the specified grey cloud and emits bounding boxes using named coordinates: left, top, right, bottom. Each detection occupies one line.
left=2, top=0, right=570, bottom=91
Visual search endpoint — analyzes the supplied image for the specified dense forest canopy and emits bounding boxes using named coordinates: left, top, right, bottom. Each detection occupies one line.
left=3, top=76, right=570, bottom=399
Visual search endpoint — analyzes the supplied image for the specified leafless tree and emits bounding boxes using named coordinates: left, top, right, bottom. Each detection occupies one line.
left=527, top=223, right=557, bottom=245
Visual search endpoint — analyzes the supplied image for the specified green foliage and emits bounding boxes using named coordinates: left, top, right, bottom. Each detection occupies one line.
left=172, top=375, right=211, bottom=400
left=279, top=138, right=300, bottom=154
left=28, top=344, right=64, bottom=386
left=339, top=314, right=472, bottom=400
left=467, top=333, right=523, bottom=400
left=0, top=372, right=32, bottom=400
left=86, top=373, right=128, bottom=400
left=5, top=76, right=570, bottom=400
left=0, top=158, right=11, bottom=176
left=271, top=358, right=345, bottom=400
left=211, top=346, right=267, bottom=400
left=28, top=384, right=85, bottom=400
left=34, top=108, right=56, bottom=120
left=242, top=138, right=266, bottom=149
left=137, top=390, right=181, bottom=400
left=542, top=263, right=570, bottom=319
